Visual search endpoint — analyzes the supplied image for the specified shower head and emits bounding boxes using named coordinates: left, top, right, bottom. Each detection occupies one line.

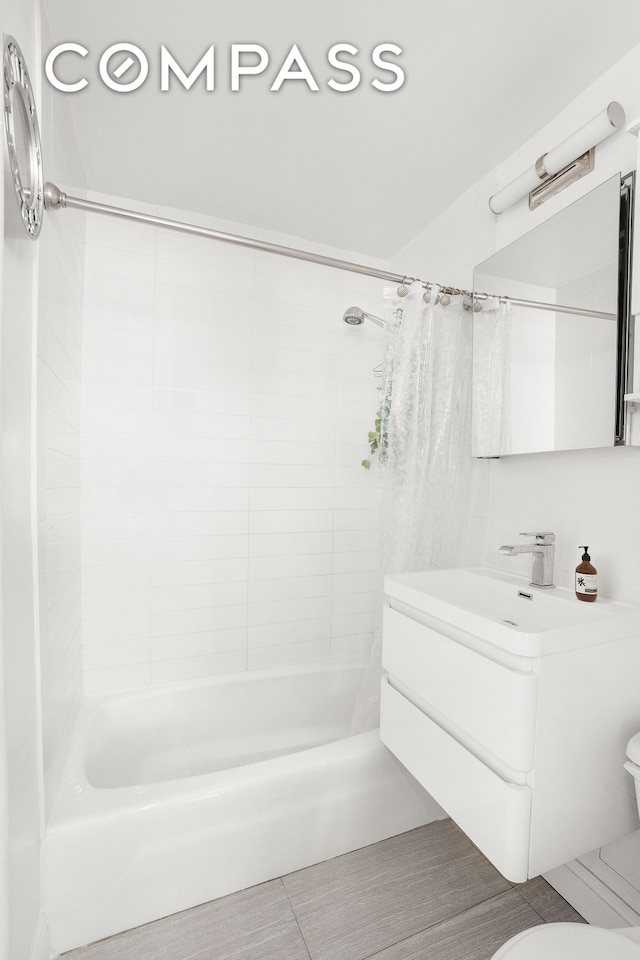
left=343, top=306, right=365, bottom=325
left=342, top=306, right=385, bottom=328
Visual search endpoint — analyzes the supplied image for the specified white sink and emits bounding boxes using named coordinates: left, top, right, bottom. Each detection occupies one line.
left=384, top=566, right=640, bottom=656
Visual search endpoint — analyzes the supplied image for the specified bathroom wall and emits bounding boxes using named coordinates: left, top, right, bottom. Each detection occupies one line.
left=80, top=202, right=384, bottom=693
left=0, top=4, right=86, bottom=957
left=1, top=4, right=46, bottom=960
left=390, top=40, right=640, bottom=910
left=37, top=12, right=86, bottom=819
left=0, top=57, right=10, bottom=960
left=392, top=41, right=640, bottom=604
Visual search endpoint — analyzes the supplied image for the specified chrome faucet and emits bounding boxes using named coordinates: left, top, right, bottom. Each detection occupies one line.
left=498, top=532, right=555, bottom=589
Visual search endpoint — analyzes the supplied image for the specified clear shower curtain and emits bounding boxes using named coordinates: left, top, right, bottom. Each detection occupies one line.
left=351, top=281, right=473, bottom=732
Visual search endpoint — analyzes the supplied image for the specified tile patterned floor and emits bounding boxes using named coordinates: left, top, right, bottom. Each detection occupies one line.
left=62, top=819, right=585, bottom=960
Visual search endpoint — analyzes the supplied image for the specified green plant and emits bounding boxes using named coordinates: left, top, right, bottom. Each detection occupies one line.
left=361, top=408, right=383, bottom=469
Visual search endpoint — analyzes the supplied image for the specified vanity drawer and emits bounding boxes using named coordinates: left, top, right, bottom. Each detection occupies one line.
left=382, top=605, right=537, bottom=771
left=380, top=678, right=531, bottom=883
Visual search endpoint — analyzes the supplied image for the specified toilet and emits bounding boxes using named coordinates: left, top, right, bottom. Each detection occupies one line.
left=490, top=924, right=640, bottom=958
left=490, top=733, right=640, bottom=958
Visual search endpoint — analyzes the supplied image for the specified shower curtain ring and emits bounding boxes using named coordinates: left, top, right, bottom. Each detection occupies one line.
left=423, top=283, right=431, bottom=303
left=397, top=277, right=410, bottom=297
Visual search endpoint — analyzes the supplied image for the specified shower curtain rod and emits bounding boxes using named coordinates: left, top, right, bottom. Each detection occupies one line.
left=42, top=182, right=615, bottom=322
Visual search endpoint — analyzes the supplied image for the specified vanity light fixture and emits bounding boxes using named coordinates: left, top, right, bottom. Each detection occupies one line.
left=488, top=102, right=625, bottom=215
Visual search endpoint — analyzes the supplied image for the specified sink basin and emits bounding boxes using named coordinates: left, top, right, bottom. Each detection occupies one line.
left=384, top=567, right=640, bottom=656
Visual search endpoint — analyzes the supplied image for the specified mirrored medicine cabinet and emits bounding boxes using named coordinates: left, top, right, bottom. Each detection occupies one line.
left=472, top=172, right=633, bottom=457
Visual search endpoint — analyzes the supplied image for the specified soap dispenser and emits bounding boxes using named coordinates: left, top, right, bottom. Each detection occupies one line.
left=575, top=546, right=597, bottom=602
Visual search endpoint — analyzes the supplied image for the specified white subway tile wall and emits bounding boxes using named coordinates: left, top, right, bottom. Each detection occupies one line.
left=37, top=49, right=86, bottom=817
left=81, top=206, right=385, bottom=692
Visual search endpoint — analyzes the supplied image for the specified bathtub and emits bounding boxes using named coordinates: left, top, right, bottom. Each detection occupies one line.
left=43, top=660, right=442, bottom=954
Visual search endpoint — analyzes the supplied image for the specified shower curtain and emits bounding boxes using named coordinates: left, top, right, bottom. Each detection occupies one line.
left=351, top=281, right=474, bottom=733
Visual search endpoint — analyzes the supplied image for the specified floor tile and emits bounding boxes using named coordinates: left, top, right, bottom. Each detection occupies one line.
left=367, top=890, right=544, bottom=960
left=62, top=879, right=311, bottom=960
left=282, top=820, right=511, bottom=960
left=513, top=876, right=586, bottom=924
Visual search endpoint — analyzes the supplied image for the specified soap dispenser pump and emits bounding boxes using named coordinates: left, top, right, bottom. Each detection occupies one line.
left=575, top=546, right=597, bottom=602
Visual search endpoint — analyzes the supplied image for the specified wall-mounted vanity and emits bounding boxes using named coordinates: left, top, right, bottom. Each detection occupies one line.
left=379, top=567, right=640, bottom=883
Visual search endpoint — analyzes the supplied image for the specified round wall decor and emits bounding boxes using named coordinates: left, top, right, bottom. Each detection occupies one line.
left=3, top=35, right=44, bottom=238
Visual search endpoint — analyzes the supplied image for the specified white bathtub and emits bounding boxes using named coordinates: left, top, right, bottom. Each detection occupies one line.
left=43, top=660, right=442, bottom=954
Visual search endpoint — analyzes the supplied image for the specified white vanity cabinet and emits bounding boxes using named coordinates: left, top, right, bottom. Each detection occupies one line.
left=380, top=587, right=640, bottom=883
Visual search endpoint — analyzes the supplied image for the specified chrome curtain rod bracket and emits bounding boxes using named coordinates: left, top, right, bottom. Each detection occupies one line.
left=44, top=181, right=66, bottom=209
left=42, top=181, right=616, bottom=322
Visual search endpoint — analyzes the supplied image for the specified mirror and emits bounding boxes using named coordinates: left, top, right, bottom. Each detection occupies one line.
left=472, top=174, right=624, bottom=457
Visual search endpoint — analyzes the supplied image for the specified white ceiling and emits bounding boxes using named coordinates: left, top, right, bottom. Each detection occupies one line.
left=42, top=0, right=640, bottom=258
